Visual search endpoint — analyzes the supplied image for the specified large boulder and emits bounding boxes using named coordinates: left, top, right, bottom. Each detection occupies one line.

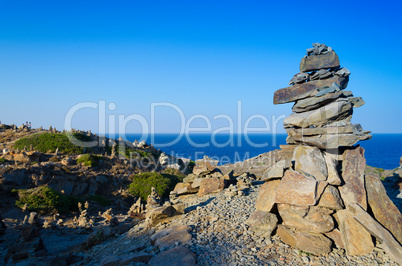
left=317, top=185, right=344, bottom=210
left=339, top=146, right=368, bottom=210
left=336, top=209, right=374, bottom=256
left=145, top=206, right=175, bottom=227
left=246, top=210, right=278, bottom=237
left=277, top=225, right=332, bottom=255
left=198, top=177, right=226, bottom=197
left=173, top=182, right=198, bottom=195
left=365, top=174, right=402, bottom=245
left=255, top=179, right=281, bottom=212
left=349, top=203, right=402, bottom=264
left=293, top=145, right=327, bottom=181
left=275, top=170, right=319, bottom=206
left=278, top=204, right=334, bottom=234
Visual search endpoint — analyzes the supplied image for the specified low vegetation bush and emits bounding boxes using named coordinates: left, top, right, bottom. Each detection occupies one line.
left=13, top=186, right=79, bottom=213
left=128, top=171, right=183, bottom=202
left=0, top=158, right=6, bottom=163
left=13, top=132, right=92, bottom=154
left=13, top=186, right=112, bottom=213
left=86, top=195, right=111, bottom=207
left=77, top=154, right=101, bottom=167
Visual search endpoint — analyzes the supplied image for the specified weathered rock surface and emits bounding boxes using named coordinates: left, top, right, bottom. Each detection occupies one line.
left=349, top=203, right=402, bottom=264
left=292, top=90, right=352, bottom=113
left=324, top=229, right=345, bottom=249
left=336, top=209, right=374, bottom=256
left=365, top=173, right=402, bottom=245
left=277, top=225, right=332, bottom=255
left=198, top=177, right=226, bottom=197
left=145, top=206, right=176, bottom=226
left=323, top=152, right=342, bottom=186
left=173, top=182, right=198, bottom=195
left=278, top=204, right=334, bottom=234
left=151, top=225, right=192, bottom=249
left=286, top=123, right=362, bottom=136
left=300, top=50, right=340, bottom=72
left=148, top=246, right=196, bottom=266
left=293, top=145, right=327, bottom=181
left=317, top=185, right=344, bottom=210
left=278, top=145, right=298, bottom=159
left=261, top=159, right=291, bottom=181
left=284, top=100, right=353, bottom=128
left=339, top=146, right=367, bottom=210
left=275, top=170, right=318, bottom=206
left=290, top=132, right=372, bottom=149
left=99, top=253, right=153, bottom=265
left=255, top=179, right=281, bottom=212
left=246, top=210, right=278, bottom=237
left=274, top=76, right=349, bottom=105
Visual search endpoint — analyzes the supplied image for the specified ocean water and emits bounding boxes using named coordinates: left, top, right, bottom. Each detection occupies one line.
left=123, top=133, right=402, bottom=170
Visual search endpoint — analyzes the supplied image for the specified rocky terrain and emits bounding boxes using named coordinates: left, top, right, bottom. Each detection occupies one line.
left=1, top=44, right=402, bottom=265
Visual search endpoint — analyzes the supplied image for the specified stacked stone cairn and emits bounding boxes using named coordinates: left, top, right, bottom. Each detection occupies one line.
left=250, top=43, right=402, bottom=263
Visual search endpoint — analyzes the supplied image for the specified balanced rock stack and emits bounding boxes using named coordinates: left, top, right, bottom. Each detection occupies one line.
left=252, top=43, right=402, bottom=263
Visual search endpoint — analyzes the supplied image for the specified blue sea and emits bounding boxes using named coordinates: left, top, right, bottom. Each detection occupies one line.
left=122, top=133, right=402, bottom=170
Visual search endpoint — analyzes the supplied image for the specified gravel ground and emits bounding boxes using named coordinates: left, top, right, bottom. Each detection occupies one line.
left=81, top=182, right=399, bottom=265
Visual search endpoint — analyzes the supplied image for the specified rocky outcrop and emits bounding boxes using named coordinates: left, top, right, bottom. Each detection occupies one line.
left=252, top=43, right=402, bottom=261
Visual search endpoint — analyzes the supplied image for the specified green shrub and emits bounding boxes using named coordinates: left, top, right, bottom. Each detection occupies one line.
left=13, top=132, right=91, bottom=154
left=86, top=195, right=111, bottom=207
left=77, top=154, right=101, bottom=167
left=128, top=172, right=171, bottom=202
left=0, top=158, right=6, bottom=163
left=188, top=160, right=196, bottom=169
left=14, top=186, right=79, bottom=213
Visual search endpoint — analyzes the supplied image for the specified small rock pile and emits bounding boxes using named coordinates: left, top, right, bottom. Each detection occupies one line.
left=252, top=43, right=402, bottom=263
left=171, top=157, right=229, bottom=198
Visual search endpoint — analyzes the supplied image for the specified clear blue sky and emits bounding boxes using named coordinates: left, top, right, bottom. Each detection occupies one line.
left=1, top=0, right=402, bottom=134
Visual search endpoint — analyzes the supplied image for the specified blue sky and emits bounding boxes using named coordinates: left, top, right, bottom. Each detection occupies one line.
left=1, top=0, right=402, bottom=134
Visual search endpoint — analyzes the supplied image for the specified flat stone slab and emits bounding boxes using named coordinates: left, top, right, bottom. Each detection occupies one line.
left=292, top=91, right=353, bottom=113
left=336, top=208, right=374, bottom=256
left=300, top=51, right=340, bottom=72
left=274, top=76, right=349, bottom=104
left=339, top=146, right=368, bottom=210
left=289, top=132, right=372, bottom=149
left=261, top=159, right=291, bottom=181
left=284, top=100, right=352, bottom=128
left=293, top=145, right=328, bottom=181
left=349, top=203, right=402, bottom=264
left=317, top=185, right=344, bottom=210
left=286, top=124, right=363, bottom=136
left=278, top=204, right=335, bottom=234
left=255, top=179, right=281, bottom=212
left=277, top=225, right=332, bottom=255
left=275, top=170, right=318, bottom=206
left=365, top=174, right=402, bottom=245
